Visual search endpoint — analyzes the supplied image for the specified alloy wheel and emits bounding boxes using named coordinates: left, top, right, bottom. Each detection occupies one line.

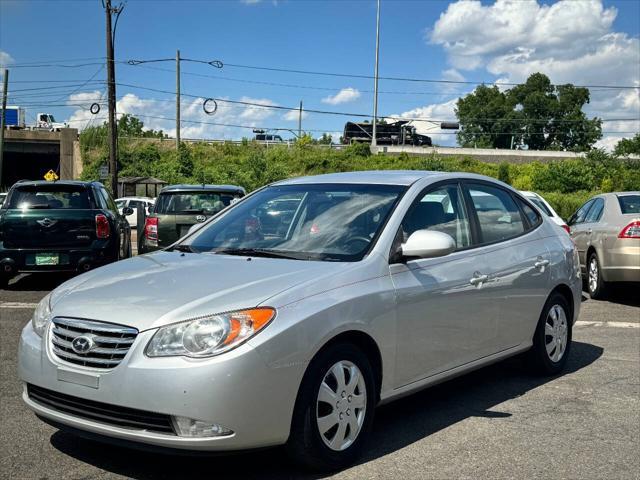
left=545, top=304, right=568, bottom=363
left=316, top=360, right=367, bottom=451
left=588, top=257, right=599, bottom=294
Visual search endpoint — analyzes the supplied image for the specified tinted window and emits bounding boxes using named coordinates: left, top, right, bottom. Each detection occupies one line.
left=529, top=197, right=552, bottom=216
left=186, top=184, right=405, bottom=262
left=618, top=195, right=640, bottom=214
left=585, top=198, right=605, bottom=223
left=467, top=184, right=525, bottom=243
left=6, top=185, right=90, bottom=209
left=402, top=184, right=471, bottom=249
left=569, top=199, right=595, bottom=225
left=155, top=192, right=241, bottom=215
left=518, top=199, right=541, bottom=227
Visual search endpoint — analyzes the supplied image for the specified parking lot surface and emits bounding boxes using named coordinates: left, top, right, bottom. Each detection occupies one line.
left=1, top=275, right=638, bottom=480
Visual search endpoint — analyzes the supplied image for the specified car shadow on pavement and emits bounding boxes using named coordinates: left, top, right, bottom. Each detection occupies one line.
left=3, top=273, right=75, bottom=292
left=598, top=283, right=640, bottom=308
left=48, top=341, right=603, bottom=480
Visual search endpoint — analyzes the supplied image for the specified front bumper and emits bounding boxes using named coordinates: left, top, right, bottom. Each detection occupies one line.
left=18, top=321, right=303, bottom=451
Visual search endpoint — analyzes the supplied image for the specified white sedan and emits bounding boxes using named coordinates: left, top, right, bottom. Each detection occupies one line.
left=520, top=191, right=569, bottom=233
left=115, top=197, right=155, bottom=227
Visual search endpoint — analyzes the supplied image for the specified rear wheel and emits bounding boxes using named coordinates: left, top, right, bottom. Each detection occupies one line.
left=587, top=252, right=606, bottom=299
left=0, top=274, right=11, bottom=289
left=286, top=343, right=376, bottom=471
left=526, top=292, right=572, bottom=375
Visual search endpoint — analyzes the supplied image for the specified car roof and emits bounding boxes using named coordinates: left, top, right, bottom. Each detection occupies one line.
left=159, top=184, right=246, bottom=194
left=273, top=170, right=446, bottom=186
left=10, top=180, right=100, bottom=189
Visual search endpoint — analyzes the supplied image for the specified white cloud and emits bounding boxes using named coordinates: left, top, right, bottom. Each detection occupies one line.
left=65, top=92, right=280, bottom=139
left=322, top=87, right=361, bottom=105
left=283, top=109, right=309, bottom=122
left=240, top=0, right=261, bottom=4
left=427, top=0, right=640, bottom=150
left=0, top=50, right=13, bottom=67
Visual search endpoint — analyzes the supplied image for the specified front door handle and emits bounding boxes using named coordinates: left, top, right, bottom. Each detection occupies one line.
left=534, top=258, right=550, bottom=269
left=470, top=273, right=489, bottom=286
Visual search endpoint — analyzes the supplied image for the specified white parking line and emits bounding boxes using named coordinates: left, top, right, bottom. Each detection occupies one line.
left=575, top=321, right=640, bottom=329
left=0, top=302, right=38, bottom=309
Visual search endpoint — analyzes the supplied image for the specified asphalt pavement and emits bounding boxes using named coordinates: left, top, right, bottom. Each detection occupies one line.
left=1, top=275, right=638, bottom=480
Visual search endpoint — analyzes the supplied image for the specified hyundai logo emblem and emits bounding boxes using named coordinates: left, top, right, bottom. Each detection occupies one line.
left=71, top=335, right=95, bottom=354
left=196, top=215, right=206, bottom=223
left=37, top=218, right=58, bottom=228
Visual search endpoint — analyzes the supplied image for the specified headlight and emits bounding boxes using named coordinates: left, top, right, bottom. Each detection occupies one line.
left=32, top=293, right=52, bottom=337
left=146, top=308, right=275, bottom=358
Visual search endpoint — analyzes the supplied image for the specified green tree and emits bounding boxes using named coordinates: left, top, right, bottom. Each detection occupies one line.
left=456, top=73, right=602, bottom=152
left=614, top=133, right=640, bottom=156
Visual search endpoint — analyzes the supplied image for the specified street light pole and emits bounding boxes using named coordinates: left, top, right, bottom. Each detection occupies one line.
left=298, top=100, right=303, bottom=138
left=176, top=49, right=181, bottom=150
left=372, top=0, right=381, bottom=148
left=0, top=69, right=8, bottom=188
left=105, top=0, right=118, bottom=195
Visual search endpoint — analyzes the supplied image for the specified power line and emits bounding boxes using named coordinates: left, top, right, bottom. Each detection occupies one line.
left=5, top=57, right=106, bottom=66
left=4, top=82, right=105, bottom=93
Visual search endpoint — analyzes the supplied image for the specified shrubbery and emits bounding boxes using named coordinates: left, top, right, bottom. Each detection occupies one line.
left=80, top=138, right=640, bottom=220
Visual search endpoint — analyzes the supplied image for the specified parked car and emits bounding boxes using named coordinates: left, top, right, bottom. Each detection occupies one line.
left=521, top=191, right=569, bottom=233
left=18, top=171, right=581, bottom=470
left=567, top=192, right=640, bottom=298
left=115, top=196, right=155, bottom=227
left=141, top=184, right=245, bottom=253
left=0, top=180, right=132, bottom=288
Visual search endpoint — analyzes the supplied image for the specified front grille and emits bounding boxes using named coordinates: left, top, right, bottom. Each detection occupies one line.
left=27, top=384, right=175, bottom=434
left=50, top=318, right=138, bottom=369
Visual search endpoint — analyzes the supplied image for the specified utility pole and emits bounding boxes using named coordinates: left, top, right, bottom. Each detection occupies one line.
left=0, top=69, right=8, bottom=188
left=176, top=49, right=181, bottom=150
left=298, top=100, right=303, bottom=138
left=105, top=0, right=118, bottom=195
left=372, top=0, right=381, bottom=148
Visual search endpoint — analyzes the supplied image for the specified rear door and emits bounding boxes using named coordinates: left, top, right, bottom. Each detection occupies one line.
left=1, top=184, right=96, bottom=249
left=464, top=183, right=551, bottom=349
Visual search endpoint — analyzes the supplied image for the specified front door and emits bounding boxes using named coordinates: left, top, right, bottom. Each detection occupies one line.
left=569, top=199, right=596, bottom=267
left=391, top=183, right=499, bottom=388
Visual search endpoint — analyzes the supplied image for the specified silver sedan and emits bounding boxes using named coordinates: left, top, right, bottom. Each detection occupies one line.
left=18, top=171, right=581, bottom=470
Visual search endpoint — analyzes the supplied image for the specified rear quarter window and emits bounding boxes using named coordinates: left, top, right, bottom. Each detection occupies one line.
left=618, top=195, right=640, bottom=214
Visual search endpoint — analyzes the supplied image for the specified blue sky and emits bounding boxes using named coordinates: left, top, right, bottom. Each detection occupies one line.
left=1, top=0, right=639, bottom=148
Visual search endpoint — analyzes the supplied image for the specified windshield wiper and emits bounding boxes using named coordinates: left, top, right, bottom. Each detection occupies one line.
left=214, top=248, right=302, bottom=260
left=170, top=244, right=197, bottom=253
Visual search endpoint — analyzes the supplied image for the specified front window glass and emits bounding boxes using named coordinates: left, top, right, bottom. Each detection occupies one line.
left=6, top=185, right=90, bottom=209
left=468, top=184, right=525, bottom=243
left=155, top=192, right=241, bottom=215
left=618, top=195, right=640, bottom=214
left=585, top=198, right=605, bottom=223
left=184, top=184, right=405, bottom=261
left=569, top=199, right=595, bottom=226
left=401, top=184, right=471, bottom=249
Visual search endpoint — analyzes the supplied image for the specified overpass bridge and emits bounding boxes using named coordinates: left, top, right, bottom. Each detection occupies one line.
left=1, top=128, right=82, bottom=189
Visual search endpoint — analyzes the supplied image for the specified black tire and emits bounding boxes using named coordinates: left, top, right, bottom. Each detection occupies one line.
left=0, top=275, right=10, bottom=290
left=526, top=292, right=572, bottom=376
left=286, top=342, right=376, bottom=471
left=587, top=252, right=607, bottom=299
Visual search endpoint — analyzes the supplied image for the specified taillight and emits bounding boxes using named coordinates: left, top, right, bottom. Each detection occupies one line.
left=95, top=214, right=110, bottom=239
left=144, top=217, right=158, bottom=246
left=618, top=221, right=640, bottom=239
left=561, top=224, right=571, bottom=234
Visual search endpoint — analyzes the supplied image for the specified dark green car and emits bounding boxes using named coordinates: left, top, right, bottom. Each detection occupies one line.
left=141, top=184, right=245, bottom=253
left=0, top=180, right=132, bottom=288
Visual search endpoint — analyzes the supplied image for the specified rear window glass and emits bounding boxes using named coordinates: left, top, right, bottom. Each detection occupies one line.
left=618, top=195, right=640, bottom=214
left=529, top=198, right=552, bottom=216
left=6, top=185, right=90, bottom=209
left=155, top=191, right=242, bottom=215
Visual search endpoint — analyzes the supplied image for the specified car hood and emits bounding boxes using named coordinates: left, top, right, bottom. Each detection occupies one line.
left=50, top=251, right=346, bottom=331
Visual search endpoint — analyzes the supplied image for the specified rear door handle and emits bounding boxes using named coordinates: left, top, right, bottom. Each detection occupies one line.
left=534, top=259, right=550, bottom=269
left=470, top=273, right=489, bottom=286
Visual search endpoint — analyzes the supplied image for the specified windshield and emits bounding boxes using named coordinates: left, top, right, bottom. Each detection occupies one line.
left=618, top=195, right=640, bottom=214
left=155, top=191, right=241, bottom=215
left=6, top=185, right=90, bottom=209
left=183, top=183, right=406, bottom=261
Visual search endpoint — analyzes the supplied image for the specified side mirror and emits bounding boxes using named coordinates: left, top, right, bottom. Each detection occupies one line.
left=401, top=230, right=456, bottom=259
left=122, top=206, right=134, bottom=216
left=147, top=205, right=154, bottom=214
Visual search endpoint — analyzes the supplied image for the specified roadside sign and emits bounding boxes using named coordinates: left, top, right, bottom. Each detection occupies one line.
left=99, top=164, right=109, bottom=179
left=43, top=170, right=59, bottom=182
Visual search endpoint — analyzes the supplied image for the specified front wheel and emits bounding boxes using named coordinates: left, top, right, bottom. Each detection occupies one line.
left=526, top=293, right=572, bottom=375
left=286, top=343, right=376, bottom=471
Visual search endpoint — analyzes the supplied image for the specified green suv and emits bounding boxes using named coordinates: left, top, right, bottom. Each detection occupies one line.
left=141, top=184, right=245, bottom=253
